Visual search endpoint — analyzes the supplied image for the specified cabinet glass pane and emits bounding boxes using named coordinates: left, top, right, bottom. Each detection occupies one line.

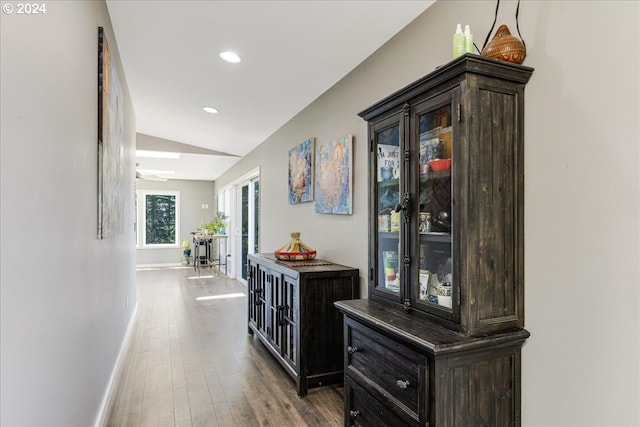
left=417, top=105, right=453, bottom=309
left=376, top=124, right=401, bottom=294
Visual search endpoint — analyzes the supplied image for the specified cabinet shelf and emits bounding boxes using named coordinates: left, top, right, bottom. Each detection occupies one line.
left=419, top=169, right=451, bottom=181
left=419, top=232, right=451, bottom=243
left=377, top=178, right=399, bottom=187
left=378, top=231, right=400, bottom=239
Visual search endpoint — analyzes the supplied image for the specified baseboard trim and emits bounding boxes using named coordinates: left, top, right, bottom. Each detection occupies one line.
left=93, top=302, right=139, bottom=427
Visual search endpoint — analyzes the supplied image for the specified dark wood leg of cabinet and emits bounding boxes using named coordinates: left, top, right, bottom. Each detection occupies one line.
left=297, top=380, right=307, bottom=397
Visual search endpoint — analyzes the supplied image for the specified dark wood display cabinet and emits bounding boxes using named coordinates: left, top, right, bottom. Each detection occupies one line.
left=247, top=253, right=359, bottom=397
left=336, top=54, right=533, bottom=426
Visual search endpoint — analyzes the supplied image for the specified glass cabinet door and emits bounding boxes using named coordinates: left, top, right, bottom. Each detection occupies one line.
left=414, top=102, right=453, bottom=312
left=373, top=121, right=402, bottom=297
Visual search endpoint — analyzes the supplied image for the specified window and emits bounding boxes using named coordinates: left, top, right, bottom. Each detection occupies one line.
left=136, top=190, right=180, bottom=248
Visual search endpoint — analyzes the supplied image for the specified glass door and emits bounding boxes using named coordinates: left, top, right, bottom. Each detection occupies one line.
left=241, top=184, right=249, bottom=280
left=371, top=114, right=403, bottom=302
left=413, top=96, right=454, bottom=314
left=281, top=274, right=297, bottom=368
left=239, top=177, right=260, bottom=281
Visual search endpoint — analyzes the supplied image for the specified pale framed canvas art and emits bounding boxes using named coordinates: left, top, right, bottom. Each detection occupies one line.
left=314, top=134, right=353, bottom=215
left=288, top=138, right=314, bottom=204
left=97, top=27, right=125, bottom=239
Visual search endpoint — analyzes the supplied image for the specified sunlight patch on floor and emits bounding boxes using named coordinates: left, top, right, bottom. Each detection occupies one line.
left=137, top=266, right=189, bottom=271
left=196, top=293, right=246, bottom=301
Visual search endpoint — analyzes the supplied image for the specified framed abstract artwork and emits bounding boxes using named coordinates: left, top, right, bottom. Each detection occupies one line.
left=314, top=134, right=353, bottom=215
left=97, top=27, right=125, bottom=239
left=288, top=138, right=314, bottom=204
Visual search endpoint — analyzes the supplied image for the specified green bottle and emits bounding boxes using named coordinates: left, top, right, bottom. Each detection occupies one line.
left=464, top=25, right=474, bottom=53
left=453, top=23, right=464, bottom=59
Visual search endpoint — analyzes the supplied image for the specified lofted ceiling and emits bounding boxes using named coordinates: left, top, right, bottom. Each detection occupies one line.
left=106, top=0, right=435, bottom=181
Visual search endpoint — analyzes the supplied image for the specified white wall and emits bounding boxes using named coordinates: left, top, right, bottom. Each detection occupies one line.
left=216, top=1, right=640, bottom=425
left=135, top=178, right=215, bottom=266
left=518, top=2, right=639, bottom=425
left=0, top=2, right=137, bottom=426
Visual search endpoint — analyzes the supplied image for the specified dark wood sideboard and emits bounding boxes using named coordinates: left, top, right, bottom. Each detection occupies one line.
left=247, top=253, right=359, bottom=397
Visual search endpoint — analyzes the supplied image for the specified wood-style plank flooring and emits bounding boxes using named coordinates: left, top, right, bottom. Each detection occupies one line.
left=106, top=267, right=343, bottom=427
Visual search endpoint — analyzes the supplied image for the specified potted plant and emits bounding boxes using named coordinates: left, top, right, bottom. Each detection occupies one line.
left=182, top=240, right=191, bottom=256
left=202, top=211, right=228, bottom=235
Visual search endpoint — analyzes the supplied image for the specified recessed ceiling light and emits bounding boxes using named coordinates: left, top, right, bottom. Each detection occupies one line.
left=219, top=51, right=241, bottom=64
left=203, top=106, right=219, bottom=114
left=136, top=150, right=180, bottom=159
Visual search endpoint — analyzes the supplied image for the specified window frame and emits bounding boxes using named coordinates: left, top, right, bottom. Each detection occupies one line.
left=136, top=190, right=180, bottom=249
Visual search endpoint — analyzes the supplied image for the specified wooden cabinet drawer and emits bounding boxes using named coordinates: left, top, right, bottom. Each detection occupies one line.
left=345, top=376, right=416, bottom=426
left=345, top=318, right=427, bottom=417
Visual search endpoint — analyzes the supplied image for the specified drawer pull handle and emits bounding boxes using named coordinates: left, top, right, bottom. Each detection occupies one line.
left=347, top=345, right=359, bottom=354
left=396, top=379, right=410, bottom=389
left=349, top=410, right=360, bottom=419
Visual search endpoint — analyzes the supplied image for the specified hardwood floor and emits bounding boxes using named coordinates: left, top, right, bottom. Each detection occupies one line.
left=106, top=267, right=344, bottom=427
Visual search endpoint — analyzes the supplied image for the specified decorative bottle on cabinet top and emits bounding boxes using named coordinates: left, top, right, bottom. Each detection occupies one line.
left=452, top=23, right=465, bottom=59
left=464, top=25, right=474, bottom=53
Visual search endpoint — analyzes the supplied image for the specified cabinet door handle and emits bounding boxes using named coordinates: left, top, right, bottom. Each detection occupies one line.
left=347, top=345, right=359, bottom=354
left=394, top=192, right=410, bottom=212
left=277, top=305, right=287, bottom=325
left=254, top=289, right=264, bottom=306
left=349, top=410, right=360, bottom=419
left=396, top=379, right=410, bottom=389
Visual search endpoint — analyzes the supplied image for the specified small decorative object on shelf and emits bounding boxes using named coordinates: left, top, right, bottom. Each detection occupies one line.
left=428, top=158, right=451, bottom=172
left=481, top=24, right=526, bottom=64
left=274, top=232, right=317, bottom=260
left=419, top=212, right=432, bottom=233
left=382, top=250, right=398, bottom=290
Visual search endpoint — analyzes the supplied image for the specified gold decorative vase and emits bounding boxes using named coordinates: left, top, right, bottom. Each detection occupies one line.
left=480, top=24, right=526, bottom=64
left=274, top=232, right=317, bottom=261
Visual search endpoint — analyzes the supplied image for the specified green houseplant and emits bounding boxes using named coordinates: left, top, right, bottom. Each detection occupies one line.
left=202, top=211, right=228, bottom=235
